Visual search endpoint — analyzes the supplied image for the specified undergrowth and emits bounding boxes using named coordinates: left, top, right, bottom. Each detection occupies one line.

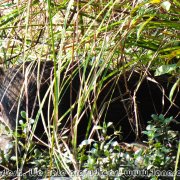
left=0, top=0, right=179, bottom=179
left=0, top=114, right=179, bottom=179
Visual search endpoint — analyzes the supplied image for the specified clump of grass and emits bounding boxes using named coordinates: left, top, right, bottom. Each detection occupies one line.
left=0, top=0, right=179, bottom=179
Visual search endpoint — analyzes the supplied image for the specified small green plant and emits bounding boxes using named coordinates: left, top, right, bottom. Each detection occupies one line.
left=141, top=114, right=179, bottom=170
left=78, top=121, right=127, bottom=179
left=0, top=111, right=50, bottom=175
left=77, top=115, right=179, bottom=179
left=0, top=113, right=179, bottom=179
left=143, top=114, right=177, bottom=144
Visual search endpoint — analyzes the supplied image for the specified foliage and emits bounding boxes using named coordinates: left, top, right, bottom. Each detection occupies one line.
left=0, top=114, right=179, bottom=179
left=0, top=0, right=179, bottom=179
left=76, top=114, right=179, bottom=179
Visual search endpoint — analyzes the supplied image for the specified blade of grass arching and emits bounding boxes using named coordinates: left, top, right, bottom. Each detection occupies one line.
left=71, top=56, right=104, bottom=150
left=36, top=61, right=55, bottom=142
left=48, top=0, right=78, bottom=174
left=0, top=7, right=24, bottom=27
left=86, top=69, right=111, bottom=140
left=78, top=0, right=115, bottom=45
left=56, top=63, right=91, bottom=176
left=93, top=0, right=118, bottom=38
left=159, top=46, right=180, bottom=54
left=23, top=0, right=31, bottom=121
left=79, top=46, right=113, bottom=142
left=57, top=0, right=74, bottom=59
left=53, top=138, right=79, bottom=177
left=174, top=142, right=180, bottom=180
left=56, top=61, right=81, bottom=114
left=47, top=0, right=59, bottom=176
left=169, top=78, right=180, bottom=102
left=18, top=62, right=51, bottom=170
left=71, top=67, right=88, bottom=151
left=18, top=62, right=46, bottom=170
left=137, top=15, right=155, bottom=40
left=0, top=0, right=39, bottom=28
left=71, top=46, right=103, bottom=149
left=55, top=1, right=75, bottom=165
left=14, top=72, right=26, bottom=174
left=148, top=21, right=180, bottom=30
left=57, top=64, right=81, bottom=124
left=18, top=63, right=71, bottom=175
left=173, top=0, right=180, bottom=7
left=126, top=37, right=160, bottom=51
left=75, top=19, right=129, bottom=147
left=77, top=19, right=124, bottom=46
left=83, top=34, right=114, bottom=140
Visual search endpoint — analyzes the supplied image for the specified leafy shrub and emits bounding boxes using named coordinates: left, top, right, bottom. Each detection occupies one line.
left=0, top=113, right=179, bottom=179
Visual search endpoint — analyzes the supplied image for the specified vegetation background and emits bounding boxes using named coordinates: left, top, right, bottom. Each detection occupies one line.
left=0, top=0, right=179, bottom=179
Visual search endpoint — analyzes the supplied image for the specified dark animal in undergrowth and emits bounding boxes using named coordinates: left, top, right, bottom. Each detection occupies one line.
left=0, top=61, right=179, bottom=150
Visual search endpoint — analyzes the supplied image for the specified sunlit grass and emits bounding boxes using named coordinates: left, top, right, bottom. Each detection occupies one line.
left=0, top=0, right=179, bottom=178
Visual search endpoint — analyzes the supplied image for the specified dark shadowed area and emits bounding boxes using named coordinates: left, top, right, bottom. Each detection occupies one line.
left=0, top=61, right=179, bottom=150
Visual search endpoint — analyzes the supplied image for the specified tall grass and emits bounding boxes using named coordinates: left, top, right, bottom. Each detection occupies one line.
left=0, top=0, right=179, bottom=178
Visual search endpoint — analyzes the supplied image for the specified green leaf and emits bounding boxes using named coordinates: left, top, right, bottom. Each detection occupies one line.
left=20, top=111, right=26, bottom=119
left=155, top=64, right=177, bottom=76
left=94, top=125, right=103, bottom=130
left=164, top=116, right=173, bottom=124
left=130, top=2, right=146, bottom=16
left=87, top=156, right=96, bottom=166
left=79, top=139, right=94, bottom=147
left=147, top=164, right=153, bottom=170
left=161, top=1, right=171, bottom=12
left=174, top=142, right=180, bottom=179
left=10, top=156, right=17, bottom=161
left=151, top=114, right=159, bottom=121
left=169, top=78, right=180, bottom=102
left=107, top=122, right=113, bottom=127
left=137, top=16, right=155, bottom=40
left=159, top=114, right=165, bottom=121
